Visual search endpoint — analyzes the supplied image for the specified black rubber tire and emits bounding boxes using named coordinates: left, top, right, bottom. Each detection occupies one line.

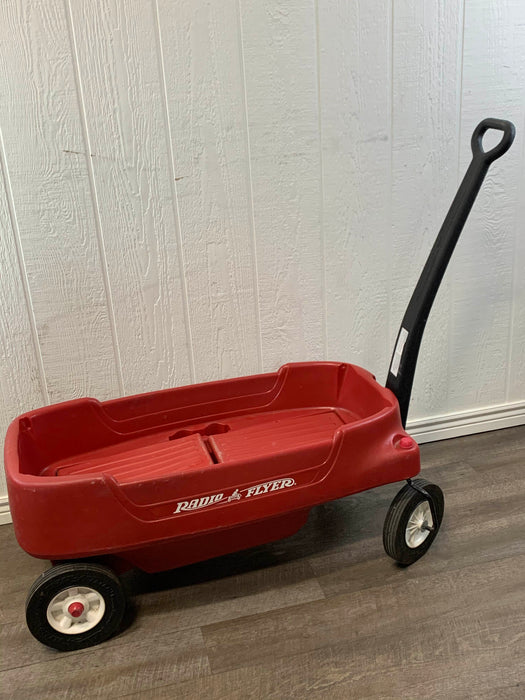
left=383, top=478, right=444, bottom=566
left=26, top=562, right=126, bottom=651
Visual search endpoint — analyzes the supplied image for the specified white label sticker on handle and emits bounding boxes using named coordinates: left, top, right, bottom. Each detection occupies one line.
left=390, top=327, right=409, bottom=377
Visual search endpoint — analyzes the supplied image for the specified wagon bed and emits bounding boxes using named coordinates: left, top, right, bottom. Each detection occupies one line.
left=6, top=361, right=418, bottom=565
left=47, top=407, right=350, bottom=484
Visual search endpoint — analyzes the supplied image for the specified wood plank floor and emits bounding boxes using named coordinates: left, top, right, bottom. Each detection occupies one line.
left=2, top=425, right=525, bottom=699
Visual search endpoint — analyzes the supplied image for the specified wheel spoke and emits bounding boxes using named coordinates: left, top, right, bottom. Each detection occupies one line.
left=59, top=616, right=72, bottom=630
left=86, top=609, right=98, bottom=623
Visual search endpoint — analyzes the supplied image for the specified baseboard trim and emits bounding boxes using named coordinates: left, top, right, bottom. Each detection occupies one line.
left=0, top=497, right=11, bottom=526
left=408, top=399, right=525, bottom=444
left=1, top=401, right=525, bottom=526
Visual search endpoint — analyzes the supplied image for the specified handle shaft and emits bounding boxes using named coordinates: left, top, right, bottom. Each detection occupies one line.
left=386, top=118, right=515, bottom=427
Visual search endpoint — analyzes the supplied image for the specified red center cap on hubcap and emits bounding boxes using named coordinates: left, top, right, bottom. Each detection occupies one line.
left=68, top=601, right=84, bottom=618
left=399, top=436, right=414, bottom=450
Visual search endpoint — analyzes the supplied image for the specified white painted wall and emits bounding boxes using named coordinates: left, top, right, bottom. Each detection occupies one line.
left=1, top=0, right=525, bottom=510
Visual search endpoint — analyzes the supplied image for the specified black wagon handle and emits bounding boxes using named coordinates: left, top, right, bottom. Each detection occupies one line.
left=471, top=118, right=515, bottom=164
left=386, top=118, right=516, bottom=427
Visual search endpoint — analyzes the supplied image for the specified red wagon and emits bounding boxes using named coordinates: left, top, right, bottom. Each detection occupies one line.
left=4, top=118, right=515, bottom=650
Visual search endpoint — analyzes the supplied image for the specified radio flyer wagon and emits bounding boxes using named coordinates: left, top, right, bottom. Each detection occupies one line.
left=4, top=118, right=515, bottom=651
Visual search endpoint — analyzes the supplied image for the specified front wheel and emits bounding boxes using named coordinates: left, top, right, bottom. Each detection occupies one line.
left=26, top=562, right=126, bottom=651
left=383, top=478, right=444, bottom=565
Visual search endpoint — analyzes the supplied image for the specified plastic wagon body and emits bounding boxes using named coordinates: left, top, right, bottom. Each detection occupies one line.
left=5, top=361, right=418, bottom=572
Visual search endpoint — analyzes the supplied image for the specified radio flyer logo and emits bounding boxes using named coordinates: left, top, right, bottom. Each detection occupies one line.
left=174, top=477, right=296, bottom=514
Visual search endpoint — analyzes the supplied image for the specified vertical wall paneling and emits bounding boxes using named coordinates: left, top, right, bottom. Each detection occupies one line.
left=69, top=0, right=193, bottom=395
left=0, top=1, right=121, bottom=402
left=240, top=0, right=324, bottom=370
left=503, top=16, right=525, bottom=402
left=450, top=0, right=525, bottom=410
left=0, top=138, right=47, bottom=496
left=1, top=1, right=525, bottom=506
left=319, top=0, right=392, bottom=378
left=157, top=0, right=261, bottom=382
left=391, top=0, right=464, bottom=419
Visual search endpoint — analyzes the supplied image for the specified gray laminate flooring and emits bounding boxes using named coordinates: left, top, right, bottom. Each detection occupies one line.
left=2, top=425, right=525, bottom=699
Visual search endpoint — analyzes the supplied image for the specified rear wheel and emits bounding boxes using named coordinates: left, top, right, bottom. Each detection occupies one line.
left=383, top=478, right=444, bottom=565
left=26, top=562, right=126, bottom=651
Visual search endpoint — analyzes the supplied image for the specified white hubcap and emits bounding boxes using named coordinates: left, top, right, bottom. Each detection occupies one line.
left=46, top=586, right=105, bottom=634
left=405, top=500, right=433, bottom=548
